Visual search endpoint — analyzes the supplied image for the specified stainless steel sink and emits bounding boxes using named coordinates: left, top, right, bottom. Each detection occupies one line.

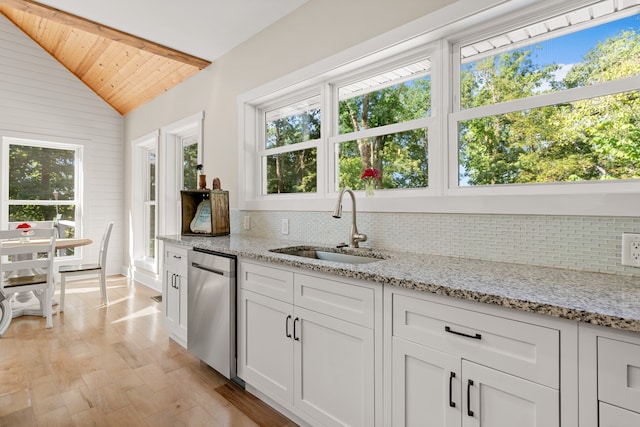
left=270, top=246, right=384, bottom=265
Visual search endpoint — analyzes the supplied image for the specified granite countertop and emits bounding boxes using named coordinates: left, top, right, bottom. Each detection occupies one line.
left=159, top=234, right=640, bottom=334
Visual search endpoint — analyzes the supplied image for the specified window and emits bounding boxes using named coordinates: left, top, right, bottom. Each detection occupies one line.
left=332, top=57, right=432, bottom=191
left=132, top=132, right=158, bottom=272
left=453, top=4, right=640, bottom=187
left=181, top=134, right=199, bottom=191
left=254, top=51, right=434, bottom=198
left=240, top=0, right=640, bottom=216
left=261, top=94, right=321, bottom=194
left=2, top=137, right=81, bottom=257
left=160, top=112, right=203, bottom=236
left=132, top=113, right=202, bottom=280
left=144, top=147, right=157, bottom=259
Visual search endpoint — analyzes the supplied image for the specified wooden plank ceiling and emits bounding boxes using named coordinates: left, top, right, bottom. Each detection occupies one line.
left=0, top=0, right=211, bottom=115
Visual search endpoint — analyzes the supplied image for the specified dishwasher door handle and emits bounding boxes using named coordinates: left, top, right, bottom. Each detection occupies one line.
left=191, top=262, right=226, bottom=276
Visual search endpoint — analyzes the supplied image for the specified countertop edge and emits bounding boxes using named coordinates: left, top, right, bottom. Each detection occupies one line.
left=159, top=235, right=640, bottom=334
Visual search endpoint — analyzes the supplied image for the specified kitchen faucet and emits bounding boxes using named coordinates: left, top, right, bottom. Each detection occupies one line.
left=332, top=187, right=367, bottom=248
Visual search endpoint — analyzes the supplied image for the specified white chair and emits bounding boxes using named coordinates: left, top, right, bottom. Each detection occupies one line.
left=58, top=222, right=113, bottom=311
left=0, top=227, right=57, bottom=335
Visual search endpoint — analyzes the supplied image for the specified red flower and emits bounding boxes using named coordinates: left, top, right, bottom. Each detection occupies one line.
left=360, top=168, right=379, bottom=180
left=16, top=223, right=31, bottom=229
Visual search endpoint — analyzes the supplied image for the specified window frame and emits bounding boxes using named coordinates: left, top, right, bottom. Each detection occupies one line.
left=238, top=0, right=640, bottom=216
left=258, top=88, right=324, bottom=197
left=447, top=2, right=640, bottom=196
left=328, top=45, right=437, bottom=194
left=132, top=131, right=159, bottom=273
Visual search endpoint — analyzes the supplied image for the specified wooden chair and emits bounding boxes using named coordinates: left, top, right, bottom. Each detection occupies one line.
left=58, top=222, right=113, bottom=311
left=0, top=227, right=57, bottom=335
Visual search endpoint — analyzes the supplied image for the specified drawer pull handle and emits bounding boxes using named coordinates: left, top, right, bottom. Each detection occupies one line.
left=445, top=326, right=481, bottom=340
left=449, top=371, right=456, bottom=408
left=467, top=379, right=474, bottom=417
left=285, top=315, right=292, bottom=338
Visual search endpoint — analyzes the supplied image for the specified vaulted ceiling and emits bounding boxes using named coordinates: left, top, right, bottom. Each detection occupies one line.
left=0, top=0, right=308, bottom=115
left=0, top=0, right=210, bottom=115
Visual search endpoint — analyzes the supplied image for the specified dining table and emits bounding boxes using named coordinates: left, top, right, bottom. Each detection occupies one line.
left=2, top=237, right=93, bottom=318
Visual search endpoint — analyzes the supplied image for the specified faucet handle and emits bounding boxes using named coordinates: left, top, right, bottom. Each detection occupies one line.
left=336, top=242, right=348, bottom=248
left=352, top=233, right=367, bottom=246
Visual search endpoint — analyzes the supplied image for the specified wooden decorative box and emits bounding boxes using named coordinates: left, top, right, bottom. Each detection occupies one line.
left=180, top=190, right=230, bottom=236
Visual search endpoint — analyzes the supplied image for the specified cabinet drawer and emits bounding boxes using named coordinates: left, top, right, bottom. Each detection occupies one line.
left=392, top=292, right=559, bottom=388
left=239, top=262, right=294, bottom=303
left=164, top=245, right=189, bottom=271
left=598, top=337, right=640, bottom=413
left=599, top=402, right=640, bottom=426
left=294, top=273, right=375, bottom=328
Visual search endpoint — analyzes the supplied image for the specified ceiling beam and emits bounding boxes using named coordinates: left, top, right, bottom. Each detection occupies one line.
left=0, top=0, right=211, bottom=69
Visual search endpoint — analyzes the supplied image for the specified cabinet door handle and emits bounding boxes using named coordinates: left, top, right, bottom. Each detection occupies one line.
left=293, top=317, right=300, bottom=341
left=171, top=274, right=175, bottom=289
left=449, top=372, right=456, bottom=408
left=467, top=379, right=474, bottom=417
left=445, top=326, right=481, bottom=340
left=285, top=315, right=292, bottom=338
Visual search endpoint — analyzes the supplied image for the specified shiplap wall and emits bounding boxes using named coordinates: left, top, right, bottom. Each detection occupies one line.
left=0, top=15, right=124, bottom=275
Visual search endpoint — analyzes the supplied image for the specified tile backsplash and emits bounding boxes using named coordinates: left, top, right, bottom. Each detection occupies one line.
left=231, top=209, right=640, bottom=277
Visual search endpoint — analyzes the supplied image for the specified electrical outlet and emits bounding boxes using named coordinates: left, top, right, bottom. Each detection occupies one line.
left=281, top=218, right=289, bottom=235
left=621, top=233, right=640, bottom=267
left=243, top=216, right=251, bottom=231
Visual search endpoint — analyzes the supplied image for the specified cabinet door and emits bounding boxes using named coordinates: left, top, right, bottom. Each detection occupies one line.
left=163, top=268, right=179, bottom=330
left=238, top=289, right=294, bottom=404
left=462, top=361, right=559, bottom=427
left=176, top=272, right=188, bottom=339
left=293, top=306, right=374, bottom=427
left=598, top=337, right=640, bottom=414
left=599, top=402, right=640, bottom=426
left=392, top=337, right=460, bottom=427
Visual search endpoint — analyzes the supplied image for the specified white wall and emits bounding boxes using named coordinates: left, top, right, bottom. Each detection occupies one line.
left=0, top=15, right=124, bottom=276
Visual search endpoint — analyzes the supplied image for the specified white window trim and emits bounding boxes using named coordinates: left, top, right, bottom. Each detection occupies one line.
left=159, top=111, right=204, bottom=237
left=238, top=0, right=640, bottom=216
left=132, top=130, right=159, bottom=273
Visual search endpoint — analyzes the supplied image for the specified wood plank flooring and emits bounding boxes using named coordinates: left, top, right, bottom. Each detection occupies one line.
left=0, top=276, right=296, bottom=427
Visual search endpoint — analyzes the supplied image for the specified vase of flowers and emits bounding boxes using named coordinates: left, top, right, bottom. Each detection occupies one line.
left=360, top=168, right=379, bottom=197
left=16, top=222, right=33, bottom=243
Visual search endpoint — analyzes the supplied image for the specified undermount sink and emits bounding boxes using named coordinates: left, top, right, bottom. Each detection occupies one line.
left=270, top=246, right=385, bottom=265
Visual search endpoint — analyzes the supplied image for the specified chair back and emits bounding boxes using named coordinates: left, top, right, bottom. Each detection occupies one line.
left=0, top=227, right=57, bottom=289
left=98, top=222, right=114, bottom=269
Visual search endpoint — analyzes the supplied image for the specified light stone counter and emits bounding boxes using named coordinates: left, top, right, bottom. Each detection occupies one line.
left=159, top=234, right=640, bottom=333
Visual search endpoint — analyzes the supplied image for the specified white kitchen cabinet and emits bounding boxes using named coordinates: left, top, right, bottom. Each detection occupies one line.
left=579, top=324, right=640, bottom=427
left=386, top=286, right=565, bottom=427
left=162, top=243, right=188, bottom=347
left=238, top=260, right=381, bottom=427
left=240, top=287, right=294, bottom=403
left=392, top=336, right=460, bottom=427
left=462, top=360, right=558, bottom=427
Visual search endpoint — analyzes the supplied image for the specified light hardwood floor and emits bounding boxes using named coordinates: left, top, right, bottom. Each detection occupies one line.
left=0, top=276, right=296, bottom=427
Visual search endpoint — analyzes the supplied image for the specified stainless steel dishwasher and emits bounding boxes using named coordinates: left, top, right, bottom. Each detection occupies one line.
left=188, top=248, right=237, bottom=379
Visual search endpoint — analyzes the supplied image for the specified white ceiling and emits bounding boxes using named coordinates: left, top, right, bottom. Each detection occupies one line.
left=35, top=0, right=309, bottom=61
